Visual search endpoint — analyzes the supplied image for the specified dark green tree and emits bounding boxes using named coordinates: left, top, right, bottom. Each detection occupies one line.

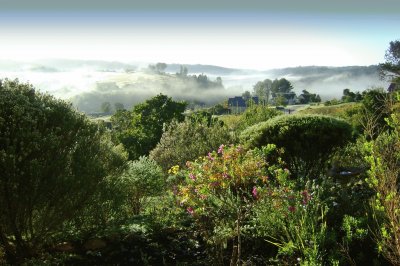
left=379, top=40, right=400, bottom=82
left=111, top=94, right=187, bottom=160
left=271, top=78, right=296, bottom=102
left=0, top=79, right=126, bottom=260
left=240, top=114, right=353, bottom=178
left=242, top=90, right=251, bottom=101
left=299, top=90, right=322, bottom=104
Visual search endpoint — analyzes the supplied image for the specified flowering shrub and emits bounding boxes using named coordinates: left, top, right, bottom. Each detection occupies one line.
left=175, top=144, right=286, bottom=264
left=250, top=180, right=329, bottom=265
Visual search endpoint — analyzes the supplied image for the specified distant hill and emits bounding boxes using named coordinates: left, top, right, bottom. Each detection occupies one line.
left=165, top=64, right=244, bottom=75
left=0, top=59, right=388, bottom=113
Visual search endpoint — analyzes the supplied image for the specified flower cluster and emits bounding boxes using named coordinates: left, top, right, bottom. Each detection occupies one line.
left=176, top=144, right=269, bottom=216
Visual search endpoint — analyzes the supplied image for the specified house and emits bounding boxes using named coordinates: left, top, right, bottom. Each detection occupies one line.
left=388, top=82, right=398, bottom=93
left=228, top=96, right=259, bottom=114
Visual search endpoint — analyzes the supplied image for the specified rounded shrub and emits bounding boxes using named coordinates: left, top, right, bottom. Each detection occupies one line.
left=240, top=114, right=353, bottom=178
left=120, top=156, right=165, bottom=215
left=150, top=118, right=233, bottom=171
left=0, top=79, right=126, bottom=260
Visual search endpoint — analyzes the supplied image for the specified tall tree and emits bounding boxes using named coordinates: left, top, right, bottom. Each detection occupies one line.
left=379, top=40, right=400, bottom=82
left=242, top=90, right=251, bottom=101
left=155, top=62, right=167, bottom=73
left=253, top=79, right=272, bottom=105
left=271, top=78, right=296, bottom=101
left=111, top=94, right=187, bottom=160
left=0, top=79, right=126, bottom=260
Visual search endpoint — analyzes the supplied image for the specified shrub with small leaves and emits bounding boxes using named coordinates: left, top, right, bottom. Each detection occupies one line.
left=175, top=144, right=286, bottom=264
left=240, top=114, right=353, bottom=178
left=150, top=118, right=232, bottom=171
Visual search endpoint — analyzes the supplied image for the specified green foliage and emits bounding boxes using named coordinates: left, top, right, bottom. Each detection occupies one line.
left=175, top=144, right=286, bottom=264
left=236, top=104, right=281, bottom=132
left=209, top=103, right=231, bottom=115
left=271, top=78, right=296, bottom=102
left=341, top=88, right=363, bottom=103
left=253, top=79, right=272, bottom=105
left=324, top=99, right=341, bottom=106
left=379, top=40, right=400, bottom=81
left=186, top=109, right=216, bottom=126
left=242, top=90, right=251, bottom=100
left=298, top=89, right=321, bottom=104
left=120, top=157, right=165, bottom=215
left=250, top=180, right=329, bottom=265
left=240, top=114, right=353, bottom=178
left=0, top=79, right=127, bottom=260
left=360, top=88, right=392, bottom=139
left=364, top=108, right=400, bottom=265
left=298, top=103, right=363, bottom=137
left=111, top=94, right=187, bottom=160
left=150, top=118, right=232, bottom=171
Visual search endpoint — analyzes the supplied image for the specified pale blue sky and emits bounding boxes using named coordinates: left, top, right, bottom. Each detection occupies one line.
left=0, top=1, right=398, bottom=69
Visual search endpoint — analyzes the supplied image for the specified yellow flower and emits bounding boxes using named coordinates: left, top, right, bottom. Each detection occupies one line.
left=168, top=165, right=180, bottom=175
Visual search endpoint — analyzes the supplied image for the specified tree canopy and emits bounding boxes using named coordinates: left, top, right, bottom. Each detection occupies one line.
left=111, top=94, right=187, bottom=160
left=271, top=78, right=295, bottom=101
left=0, top=79, right=126, bottom=259
left=253, top=79, right=272, bottom=105
left=379, top=40, right=400, bottom=82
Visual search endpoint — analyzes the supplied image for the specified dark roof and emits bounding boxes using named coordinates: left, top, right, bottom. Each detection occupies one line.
left=228, top=96, right=259, bottom=107
left=388, top=83, right=397, bottom=93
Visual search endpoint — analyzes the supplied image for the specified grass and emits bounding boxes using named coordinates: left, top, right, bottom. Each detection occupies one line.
left=297, top=102, right=361, bottom=118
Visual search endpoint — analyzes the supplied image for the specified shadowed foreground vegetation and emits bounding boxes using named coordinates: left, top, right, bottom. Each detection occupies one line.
left=1, top=41, right=400, bottom=265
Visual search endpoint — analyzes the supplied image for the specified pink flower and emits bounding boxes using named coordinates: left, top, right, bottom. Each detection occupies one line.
left=189, top=173, right=196, bottom=181
left=218, top=144, right=225, bottom=154
left=288, top=206, right=296, bottom=212
left=187, top=207, right=194, bottom=215
left=207, top=152, right=214, bottom=161
left=252, top=186, right=258, bottom=199
left=222, top=172, right=231, bottom=179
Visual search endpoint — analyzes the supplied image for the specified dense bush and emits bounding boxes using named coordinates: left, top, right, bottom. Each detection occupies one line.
left=175, top=144, right=286, bottom=264
left=236, top=104, right=281, bottom=132
left=0, top=79, right=127, bottom=261
left=250, top=179, right=330, bottom=265
left=120, top=156, right=165, bottom=215
left=240, top=114, right=353, bottom=178
left=360, top=88, right=393, bottom=139
left=150, top=118, right=233, bottom=171
left=365, top=109, right=400, bottom=265
left=111, top=94, right=187, bottom=160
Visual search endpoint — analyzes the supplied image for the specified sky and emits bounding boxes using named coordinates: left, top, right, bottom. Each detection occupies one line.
left=0, top=0, right=399, bottom=70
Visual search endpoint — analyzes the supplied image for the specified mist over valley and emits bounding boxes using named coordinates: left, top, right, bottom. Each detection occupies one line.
left=0, top=59, right=387, bottom=113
